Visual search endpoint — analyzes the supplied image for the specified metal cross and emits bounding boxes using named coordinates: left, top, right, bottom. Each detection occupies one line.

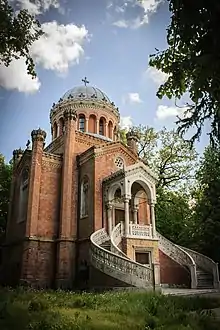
left=82, top=76, right=89, bottom=86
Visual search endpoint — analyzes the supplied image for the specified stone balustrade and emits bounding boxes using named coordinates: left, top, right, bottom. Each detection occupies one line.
left=110, top=222, right=128, bottom=258
left=180, top=246, right=220, bottom=289
left=157, top=232, right=197, bottom=288
left=129, top=223, right=153, bottom=239
left=90, top=228, right=154, bottom=288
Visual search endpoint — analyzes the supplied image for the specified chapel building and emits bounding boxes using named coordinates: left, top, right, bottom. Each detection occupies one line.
left=1, top=80, right=219, bottom=290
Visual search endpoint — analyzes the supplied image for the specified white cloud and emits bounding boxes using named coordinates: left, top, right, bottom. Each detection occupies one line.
left=146, top=67, right=169, bottom=85
left=0, top=58, right=41, bottom=93
left=31, top=21, right=88, bottom=73
left=0, top=21, right=88, bottom=93
left=128, top=93, right=142, bottom=103
left=120, top=116, right=133, bottom=130
left=112, top=0, right=162, bottom=29
left=113, top=20, right=129, bottom=28
left=156, top=105, right=188, bottom=120
left=9, top=0, right=60, bottom=15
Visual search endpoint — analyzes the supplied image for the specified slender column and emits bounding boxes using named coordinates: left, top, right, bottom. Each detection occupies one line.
left=57, top=122, right=61, bottom=137
left=133, top=206, right=138, bottom=224
left=105, top=123, right=108, bottom=137
left=111, top=127, right=114, bottom=140
left=96, top=119, right=99, bottom=134
left=106, top=203, right=113, bottom=235
left=150, top=202, right=156, bottom=237
left=124, top=198, right=130, bottom=236
left=85, top=117, right=89, bottom=132
left=112, top=206, right=115, bottom=227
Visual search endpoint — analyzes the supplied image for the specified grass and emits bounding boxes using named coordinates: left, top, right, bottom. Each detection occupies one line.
left=0, top=287, right=220, bottom=329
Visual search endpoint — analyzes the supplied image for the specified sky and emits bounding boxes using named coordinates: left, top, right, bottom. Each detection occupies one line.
left=0, top=0, right=209, bottom=162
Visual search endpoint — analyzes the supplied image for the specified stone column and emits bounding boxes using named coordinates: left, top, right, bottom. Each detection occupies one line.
left=106, top=203, right=113, bottom=235
left=96, top=119, right=99, bottom=134
left=112, top=207, right=115, bottom=227
left=124, top=198, right=130, bottom=236
left=26, top=129, right=46, bottom=237
left=85, top=117, right=89, bottom=132
left=111, top=127, right=114, bottom=140
left=133, top=206, right=138, bottom=224
left=105, top=123, right=108, bottom=137
left=150, top=202, right=156, bottom=237
left=57, top=122, right=61, bottom=137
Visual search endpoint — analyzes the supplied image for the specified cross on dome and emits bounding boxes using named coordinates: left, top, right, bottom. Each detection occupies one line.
left=82, top=77, right=89, bottom=86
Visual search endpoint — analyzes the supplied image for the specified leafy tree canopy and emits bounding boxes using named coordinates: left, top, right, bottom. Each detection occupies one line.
left=149, top=0, right=220, bottom=146
left=0, top=0, right=43, bottom=77
left=191, top=145, right=220, bottom=262
left=122, top=125, right=198, bottom=190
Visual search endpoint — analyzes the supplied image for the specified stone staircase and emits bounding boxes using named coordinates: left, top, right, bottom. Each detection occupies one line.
left=90, top=223, right=220, bottom=290
left=90, top=228, right=154, bottom=289
left=196, top=268, right=214, bottom=289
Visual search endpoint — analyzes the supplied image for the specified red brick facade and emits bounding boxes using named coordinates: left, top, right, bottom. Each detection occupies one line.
left=1, top=88, right=190, bottom=290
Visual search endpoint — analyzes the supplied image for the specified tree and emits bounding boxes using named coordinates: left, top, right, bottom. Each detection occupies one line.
left=149, top=1, right=220, bottom=145
left=125, top=126, right=198, bottom=190
left=0, top=154, right=12, bottom=243
left=191, top=145, right=220, bottom=262
left=0, top=0, right=43, bottom=77
left=155, top=187, right=194, bottom=246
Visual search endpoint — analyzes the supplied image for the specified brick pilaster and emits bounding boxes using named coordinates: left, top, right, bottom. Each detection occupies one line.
left=56, top=107, right=77, bottom=288
left=26, top=129, right=46, bottom=237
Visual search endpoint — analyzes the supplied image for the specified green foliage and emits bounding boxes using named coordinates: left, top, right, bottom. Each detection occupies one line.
left=155, top=188, right=194, bottom=246
left=191, top=145, right=220, bottom=262
left=149, top=1, right=220, bottom=145
left=0, top=0, right=43, bottom=77
left=120, top=125, right=198, bottom=190
left=0, top=288, right=220, bottom=330
left=0, top=154, right=12, bottom=242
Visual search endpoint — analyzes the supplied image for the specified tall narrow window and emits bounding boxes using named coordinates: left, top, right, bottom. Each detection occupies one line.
left=18, top=168, right=29, bottom=223
left=80, top=176, right=89, bottom=218
left=99, top=118, right=104, bottom=135
left=79, top=115, right=85, bottom=132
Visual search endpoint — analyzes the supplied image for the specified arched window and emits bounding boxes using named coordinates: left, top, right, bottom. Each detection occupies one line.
left=79, top=115, right=85, bottom=132
left=53, top=122, right=58, bottom=139
left=99, top=118, right=104, bottom=135
left=18, top=168, right=29, bottom=223
left=80, top=176, right=89, bottom=218
left=59, top=117, right=64, bottom=136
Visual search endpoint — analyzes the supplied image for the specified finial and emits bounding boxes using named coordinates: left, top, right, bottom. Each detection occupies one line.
left=82, top=76, right=89, bottom=86
left=26, top=139, right=31, bottom=150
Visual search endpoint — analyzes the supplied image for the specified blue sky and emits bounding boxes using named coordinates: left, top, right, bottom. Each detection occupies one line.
left=0, top=0, right=209, bottom=162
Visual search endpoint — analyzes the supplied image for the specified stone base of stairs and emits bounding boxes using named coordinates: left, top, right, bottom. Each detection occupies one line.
left=162, top=288, right=220, bottom=296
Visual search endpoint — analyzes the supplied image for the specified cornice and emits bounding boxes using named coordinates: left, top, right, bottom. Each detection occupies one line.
left=50, top=99, right=120, bottom=123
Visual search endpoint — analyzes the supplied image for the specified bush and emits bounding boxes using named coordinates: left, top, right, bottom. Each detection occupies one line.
left=28, top=298, right=49, bottom=312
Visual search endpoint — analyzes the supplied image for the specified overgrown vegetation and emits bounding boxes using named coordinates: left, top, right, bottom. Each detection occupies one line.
left=149, top=0, right=220, bottom=146
left=0, top=287, right=220, bottom=330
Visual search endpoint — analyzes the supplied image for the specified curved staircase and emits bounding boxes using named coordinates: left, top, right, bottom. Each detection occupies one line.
left=90, top=224, right=219, bottom=290
left=90, top=226, right=154, bottom=289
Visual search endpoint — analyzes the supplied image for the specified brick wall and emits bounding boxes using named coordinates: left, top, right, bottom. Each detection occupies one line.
left=159, top=250, right=191, bottom=287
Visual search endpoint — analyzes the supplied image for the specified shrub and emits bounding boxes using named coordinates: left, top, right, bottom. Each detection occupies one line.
left=28, top=298, right=49, bottom=312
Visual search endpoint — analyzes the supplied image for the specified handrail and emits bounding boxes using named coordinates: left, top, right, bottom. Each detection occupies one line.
left=179, top=246, right=220, bottom=288
left=157, top=232, right=197, bottom=288
left=110, top=222, right=128, bottom=258
left=90, top=228, right=153, bottom=288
